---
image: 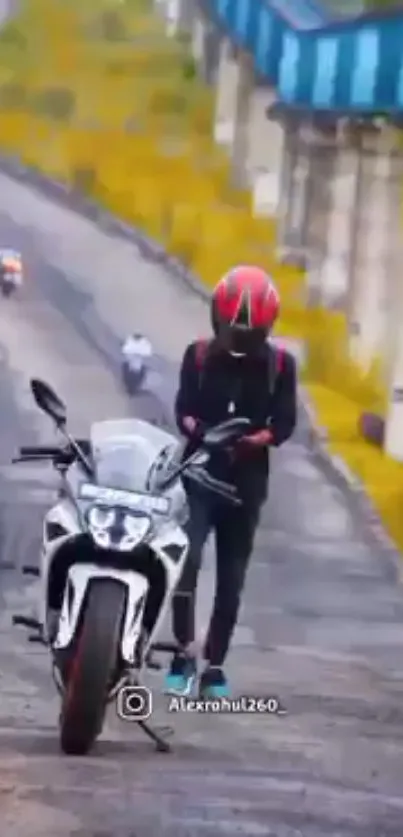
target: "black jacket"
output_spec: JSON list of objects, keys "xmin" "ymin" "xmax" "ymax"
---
[{"xmin": 175, "ymin": 340, "xmax": 297, "ymax": 504}]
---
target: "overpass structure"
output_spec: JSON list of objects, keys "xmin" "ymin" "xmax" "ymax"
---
[{"xmin": 205, "ymin": 0, "xmax": 403, "ymax": 114}]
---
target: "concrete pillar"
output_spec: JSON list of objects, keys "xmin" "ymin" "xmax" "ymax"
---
[
  {"xmin": 348, "ymin": 127, "xmax": 397, "ymax": 374},
  {"xmin": 301, "ymin": 121, "xmax": 339, "ymax": 305},
  {"xmin": 191, "ymin": 11, "xmax": 220, "ymax": 85},
  {"xmin": 319, "ymin": 138, "xmax": 360, "ymax": 310},
  {"xmin": 192, "ymin": 13, "xmax": 207, "ymax": 64},
  {"xmin": 380, "ymin": 144, "xmax": 403, "ymax": 460},
  {"xmin": 213, "ymin": 41, "xmax": 254, "ymax": 189},
  {"xmin": 248, "ymin": 90, "xmax": 285, "ymax": 218},
  {"xmin": 229, "ymin": 52, "xmax": 254, "ymax": 189},
  {"xmin": 165, "ymin": 0, "xmax": 195, "ymax": 37},
  {"xmin": 305, "ymin": 123, "xmax": 360, "ymax": 309},
  {"xmin": 213, "ymin": 39, "xmax": 239, "ymax": 147},
  {"xmin": 214, "ymin": 50, "xmax": 285, "ymax": 203},
  {"xmin": 385, "ymin": 301, "xmax": 403, "ymax": 461},
  {"xmin": 276, "ymin": 117, "xmax": 313, "ymax": 268}
]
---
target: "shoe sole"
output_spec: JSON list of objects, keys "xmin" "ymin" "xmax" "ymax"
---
[
  {"xmin": 164, "ymin": 674, "xmax": 196, "ymax": 697},
  {"xmin": 199, "ymin": 691, "xmax": 230, "ymax": 700},
  {"xmin": 199, "ymin": 683, "xmax": 230, "ymax": 699}
]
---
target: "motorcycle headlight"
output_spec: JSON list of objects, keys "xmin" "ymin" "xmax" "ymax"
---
[
  {"xmin": 86, "ymin": 505, "xmax": 116, "ymax": 549},
  {"xmin": 88, "ymin": 505, "xmax": 115, "ymax": 529},
  {"xmin": 85, "ymin": 504, "xmax": 151, "ymax": 552},
  {"xmin": 120, "ymin": 512, "xmax": 151, "ymax": 551}
]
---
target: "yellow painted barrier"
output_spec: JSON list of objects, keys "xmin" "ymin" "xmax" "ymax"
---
[
  {"xmin": 302, "ymin": 309, "xmax": 403, "ymax": 552},
  {"xmin": 0, "ymin": 112, "xmax": 30, "ymax": 153},
  {"xmin": 304, "ymin": 309, "xmax": 385, "ymax": 413},
  {"xmin": 328, "ymin": 440, "xmax": 403, "ymax": 552}
]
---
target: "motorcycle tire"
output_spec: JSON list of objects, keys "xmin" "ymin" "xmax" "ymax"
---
[
  {"xmin": 1, "ymin": 283, "xmax": 13, "ymax": 297},
  {"xmin": 122, "ymin": 363, "xmax": 146, "ymax": 395},
  {"xmin": 59, "ymin": 579, "xmax": 126, "ymax": 756}
]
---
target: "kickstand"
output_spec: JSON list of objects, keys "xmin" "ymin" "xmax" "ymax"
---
[{"xmin": 137, "ymin": 719, "xmax": 173, "ymax": 753}]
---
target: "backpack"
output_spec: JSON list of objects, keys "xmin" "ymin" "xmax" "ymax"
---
[{"xmin": 194, "ymin": 339, "xmax": 285, "ymax": 396}]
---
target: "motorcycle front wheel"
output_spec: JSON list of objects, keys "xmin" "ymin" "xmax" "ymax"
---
[
  {"xmin": 1, "ymin": 282, "xmax": 14, "ymax": 297},
  {"xmin": 122, "ymin": 362, "xmax": 146, "ymax": 395},
  {"xmin": 59, "ymin": 579, "xmax": 126, "ymax": 756}
]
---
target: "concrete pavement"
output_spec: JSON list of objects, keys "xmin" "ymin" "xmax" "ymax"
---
[{"xmin": 0, "ymin": 171, "xmax": 401, "ymax": 834}]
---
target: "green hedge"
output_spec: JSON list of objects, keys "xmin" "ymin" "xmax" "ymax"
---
[{"xmin": 364, "ymin": 0, "xmax": 402, "ymax": 8}]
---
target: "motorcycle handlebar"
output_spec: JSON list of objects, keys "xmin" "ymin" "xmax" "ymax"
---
[
  {"xmin": 18, "ymin": 445, "xmax": 63, "ymax": 457},
  {"xmin": 13, "ymin": 440, "xmax": 91, "ymax": 472},
  {"xmin": 186, "ymin": 465, "xmax": 242, "ymax": 505}
]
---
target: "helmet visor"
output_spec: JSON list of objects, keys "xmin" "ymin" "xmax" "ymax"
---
[{"xmin": 223, "ymin": 325, "xmax": 268, "ymax": 356}]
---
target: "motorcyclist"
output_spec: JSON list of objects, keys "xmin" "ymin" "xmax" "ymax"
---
[
  {"xmin": 121, "ymin": 333, "xmax": 152, "ymax": 393},
  {"xmin": 0, "ymin": 248, "xmax": 23, "ymax": 292},
  {"xmin": 121, "ymin": 333, "xmax": 152, "ymax": 362},
  {"xmin": 164, "ymin": 265, "xmax": 297, "ymax": 699}
]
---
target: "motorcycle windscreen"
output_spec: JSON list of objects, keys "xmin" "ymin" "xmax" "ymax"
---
[
  {"xmin": 89, "ymin": 419, "xmax": 178, "ymax": 493},
  {"xmin": 66, "ymin": 441, "xmax": 151, "ymax": 504},
  {"xmin": 67, "ymin": 419, "xmax": 187, "ymax": 519},
  {"xmin": 94, "ymin": 443, "xmax": 148, "ymax": 493}
]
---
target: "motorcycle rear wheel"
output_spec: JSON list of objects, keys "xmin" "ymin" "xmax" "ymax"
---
[{"xmin": 59, "ymin": 579, "xmax": 126, "ymax": 756}]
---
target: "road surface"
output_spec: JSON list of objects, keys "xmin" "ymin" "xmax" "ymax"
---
[{"xmin": 0, "ymin": 171, "xmax": 402, "ymax": 836}]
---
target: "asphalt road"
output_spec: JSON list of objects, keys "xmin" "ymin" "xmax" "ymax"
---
[{"xmin": 0, "ymin": 171, "xmax": 402, "ymax": 836}]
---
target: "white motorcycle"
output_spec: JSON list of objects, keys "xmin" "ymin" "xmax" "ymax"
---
[{"xmin": 12, "ymin": 378, "xmax": 250, "ymax": 756}]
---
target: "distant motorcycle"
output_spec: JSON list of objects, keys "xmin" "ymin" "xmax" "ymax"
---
[
  {"xmin": 0, "ymin": 248, "xmax": 23, "ymax": 297},
  {"xmin": 121, "ymin": 333, "xmax": 152, "ymax": 394}
]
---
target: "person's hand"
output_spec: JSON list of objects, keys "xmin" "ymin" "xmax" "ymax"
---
[
  {"xmin": 182, "ymin": 416, "xmax": 198, "ymax": 434},
  {"xmin": 238, "ymin": 429, "xmax": 273, "ymax": 448}
]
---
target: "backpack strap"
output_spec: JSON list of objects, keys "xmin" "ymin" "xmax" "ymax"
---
[
  {"xmin": 194, "ymin": 339, "xmax": 212, "ymax": 391},
  {"xmin": 276, "ymin": 345, "xmax": 285, "ymax": 374},
  {"xmin": 194, "ymin": 339, "xmax": 210, "ymax": 370},
  {"xmin": 267, "ymin": 342, "xmax": 285, "ymax": 396}
]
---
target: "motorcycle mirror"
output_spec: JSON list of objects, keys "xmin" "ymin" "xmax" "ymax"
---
[
  {"xmin": 203, "ymin": 418, "xmax": 251, "ymax": 448},
  {"xmin": 30, "ymin": 379, "xmax": 67, "ymax": 427}
]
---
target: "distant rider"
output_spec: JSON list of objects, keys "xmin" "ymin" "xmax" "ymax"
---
[
  {"xmin": 121, "ymin": 333, "xmax": 152, "ymax": 363},
  {"xmin": 0, "ymin": 248, "xmax": 23, "ymax": 289}
]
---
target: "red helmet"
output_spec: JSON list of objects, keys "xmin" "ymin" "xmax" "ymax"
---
[{"xmin": 211, "ymin": 265, "xmax": 280, "ymax": 355}]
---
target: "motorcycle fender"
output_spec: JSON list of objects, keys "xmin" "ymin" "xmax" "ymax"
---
[{"xmin": 54, "ymin": 564, "xmax": 149, "ymax": 664}]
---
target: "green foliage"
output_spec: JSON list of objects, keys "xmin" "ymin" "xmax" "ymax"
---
[
  {"xmin": 182, "ymin": 56, "xmax": 197, "ymax": 81},
  {"xmin": 99, "ymin": 10, "xmax": 128, "ymax": 41},
  {"xmin": 364, "ymin": 0, "xmax": 402, "ymax": 7},
  {"xmin": 0, "ymin": 82, "xmax": 27, "ymax": 108},
  {"xmin": 0, "ymin": 22, "xmax": 27, "ymax": 50},
  {"xmin": 31, "ymin": 87, "xmax": 76, "ymax": 121},
  {"xmin": 72, "ymin": 165, "xmax": 97, "ymax": 192},
  {"xmin": 150, "ymin": 89, "xmax": 189, "ymax": 115}
]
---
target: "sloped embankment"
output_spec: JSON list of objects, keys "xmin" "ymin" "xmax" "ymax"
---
[{"xmin": 0, "ymin": 0, "xmax": 303, "ymax": 331}]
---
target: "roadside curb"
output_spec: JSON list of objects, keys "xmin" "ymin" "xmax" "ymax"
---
[
  {"xmin": 1, "ymin": 154, "xmax": 400, "ymax": 571},
  {"xmin": 299, "ymin": 389, "xmax": 402, "ymax": 571}
]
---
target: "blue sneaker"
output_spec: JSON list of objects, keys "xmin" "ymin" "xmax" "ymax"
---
[
  {"xmin": 199, "ymin": 666, "xmax": 230, "ymax": 699},
  {"xmin": 164, "ymin": 652, "xmax": 197, "ymax": 695}
]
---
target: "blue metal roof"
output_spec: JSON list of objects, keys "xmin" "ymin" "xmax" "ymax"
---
[{"xmin": 206, "ymin": 0, "xmax": 403, "ymax": 114}]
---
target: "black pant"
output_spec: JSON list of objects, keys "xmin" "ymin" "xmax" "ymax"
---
[{"xmin": 172, "ymin": 488, "xmax": 260, "ymax": 667}]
